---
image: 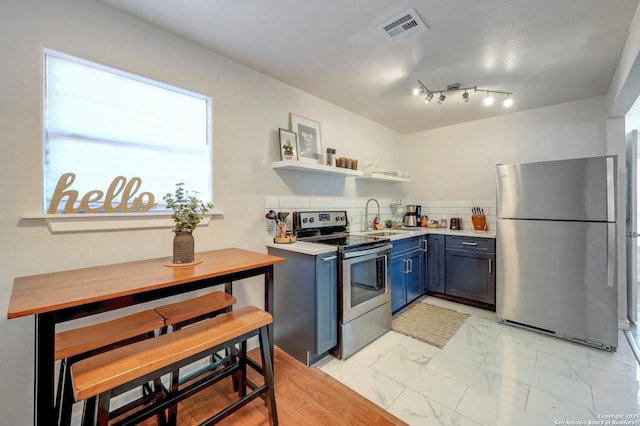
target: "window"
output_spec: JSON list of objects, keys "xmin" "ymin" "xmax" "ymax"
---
[{"xmin": 44, "ymin": 50, "xmax": 212, "ymax": 214}]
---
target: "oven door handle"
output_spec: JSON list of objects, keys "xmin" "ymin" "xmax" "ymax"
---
[{"xmin": 342, "ymin": 244, "xmax": 393, "ymax": 259}]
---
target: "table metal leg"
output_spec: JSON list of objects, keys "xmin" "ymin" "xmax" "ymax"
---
[
  {"xmin": 34, "ymin": 313, "xmax": 55, "ymax": 426},
  {"xmin": 264, "ymin": 266, "xmax": 275, "ymax": 361}
]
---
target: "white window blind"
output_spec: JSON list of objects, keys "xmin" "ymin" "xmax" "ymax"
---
[{"xmin": 44, "ymin": 50, "xmax": 212, "ymax": 214}]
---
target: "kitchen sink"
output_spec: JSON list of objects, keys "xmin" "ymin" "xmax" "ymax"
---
[{"xmin": 366, "ymin": 231, "xmax": 404, "ymax": 237}]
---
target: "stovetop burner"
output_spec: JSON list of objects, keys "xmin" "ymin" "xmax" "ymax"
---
[{"xmin": 299, "ymin": 233, "xmax": 389, "ymax": 250}]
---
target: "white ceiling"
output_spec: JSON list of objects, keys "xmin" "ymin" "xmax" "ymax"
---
[{"xmin": 99, "ymin": 0, "xmax": 639, "ymax": 134}]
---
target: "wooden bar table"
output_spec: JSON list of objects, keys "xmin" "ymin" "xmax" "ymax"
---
[{"xmin": 7, "ymin": 248, "xmax": 284, "ymax": 426}]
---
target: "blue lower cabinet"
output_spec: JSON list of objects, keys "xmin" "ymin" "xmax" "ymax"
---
[
  {"xmin": 425, "ymin": 235, "xmax": 445, "ymax": 293},
  {"xmin": 406, "ymin": 249, "xmax": 423, "ymax": 302},
  {"xmin": 390, "ymin": 237, "xmax": 424, "ymax": 313},
  {"xmin": 391, "ymin": 253, "xmax": 407, "ymax": 313},
  {"xmin": 444, "ymin": 236, "xmax": 496, "ymax": 305}
]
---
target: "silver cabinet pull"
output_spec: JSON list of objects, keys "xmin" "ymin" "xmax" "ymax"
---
[
  {"xmin": 422, "ymin": 239, "xmax": 428, "ymax": 253},
  {"xmin": 462, "ymin": 242, "xmax": 478, "ymax": 246},
  {"xmin": 408, "ymin": 258, "xmax": 413, "ymax": 273},
  {"xmin": 488, "ymin": 258, "xmax": 493, "ymax": 274},
  {"xmin": 322, "ymin": 255, "xmax": 337, "ymax": 262},
  {"xmin": 403, "ymin": 259, "xmax": 409, "ymax": 274}
]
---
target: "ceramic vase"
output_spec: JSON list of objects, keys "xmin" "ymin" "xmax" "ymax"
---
[{"xmin": 173, "ymin": 230, "xmax": 195, "ymax": 264}]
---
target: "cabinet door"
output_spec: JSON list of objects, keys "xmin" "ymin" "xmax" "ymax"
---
[
  {"xmin": 445, "ymin": 250, "xmax": 495, "ymax": 304},
  {"xmin": 406, "ymin": 249, "xmax": 424, "ymax": 303},
  {"xmin": 427, "ymin": 235, "xmax": 445, "ymax": 293},
  {"xmin": 390, "ymin": 254, "xmax": 407, "ymax": 313},
  {"xmin": 316, "ymin": 253, "xmax": 338, "ymax": 354}
]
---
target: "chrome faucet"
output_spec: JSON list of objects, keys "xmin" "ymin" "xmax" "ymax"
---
[{"xmin": 364, "ymin": 198, "xmax": 380, "ymax": 231}]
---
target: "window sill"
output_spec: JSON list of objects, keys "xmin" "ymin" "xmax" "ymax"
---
[{"xmin": 22, "ymin": 209, "xmax": 224, "ymax": 233}]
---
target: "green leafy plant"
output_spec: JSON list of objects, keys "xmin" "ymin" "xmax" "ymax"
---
[
  {"xmin": 282, "ymin": 142, "xmax": 293, "ymax": 152},
  {"xmin": 163, "ymin": 183, "xmax": 214, "ymax": 232}
]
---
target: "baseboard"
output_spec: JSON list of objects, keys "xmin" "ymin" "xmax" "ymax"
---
[
  {"xmin": 623, "ymin": 329, "xmax": 640, "ymax": 365},
  {"xmin": 619, "ymin": 319, "xmax": 632, "ymax": 330}
]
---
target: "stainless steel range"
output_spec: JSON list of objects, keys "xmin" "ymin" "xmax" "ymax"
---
[{"xmin": 293, "ymin": 210, "xmax": 392, "ymax": 359}]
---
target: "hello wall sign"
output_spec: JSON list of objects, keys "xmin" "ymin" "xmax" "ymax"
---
[{"xmin": 47, "ymin": 173, "xmax": 156, "ymax": 214}]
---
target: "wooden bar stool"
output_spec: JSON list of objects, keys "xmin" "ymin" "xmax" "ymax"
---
[
  {"xmin": 154, "ymin": 290, "xmax": 236, "ymax": 332},
  {"xmin": 71, "ymin": 305, "xmax": 278, "ymax": 426},
  {"xmin": 55, "ymin": 310, "xmax": 165, "ymax": 426},
  {"xmin": 154, "ymin": 290, "xmax": 237, "ymax": 422}
]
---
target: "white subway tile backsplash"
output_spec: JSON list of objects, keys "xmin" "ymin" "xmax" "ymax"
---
[
  {"xmin": 279, "ymin": 197, "xmax": 308, "ymax": 209},
  {"xmin": 334, "ymin": 198, "xmax": 355, "ymax": 208},
  {"xmin": 472, "ymin": 200, "xmax": 496, "ymax": 208},
  {"xmin": 442, "ymin": 200, "xmax": 472, "ymax": 208},
  {"xmin": 309, "ymin": 197, "xmax": 335, "ymax": 208},
  {"xmin": 264, "ymin": 196, "xmax": 495, "ymax": 233},
  {"xmin": 420, "ymin": 200, "xmax": 443, "ymax": 208}
]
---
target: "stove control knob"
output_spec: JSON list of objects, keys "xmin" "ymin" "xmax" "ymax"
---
[
  {"xmin": 309, "ymin": 217, "xmax": 315, "ymax": 223},
  {"xmin": 302, "ymin": 218, "xmax": 308, "ymax": 223},
  {"xmin": 335, "ymin": 217, "xmax": 340, "ymax": 222}
]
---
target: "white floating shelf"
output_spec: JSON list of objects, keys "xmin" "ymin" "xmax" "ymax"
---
[
  {"xmin": 358, "ymin": 172, "xmax": 411, "ymax": 183},
  {"xmin": 272, "ymin": 160, "xmax": 364, "ymax": 177}
]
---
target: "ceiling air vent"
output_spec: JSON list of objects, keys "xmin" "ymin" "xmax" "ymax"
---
[{"xmin": 379, "ymin": 8, "xmax": 428, "ymax": 43}]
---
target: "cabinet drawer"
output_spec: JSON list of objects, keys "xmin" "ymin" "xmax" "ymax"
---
[
  {"xmin": 445, "ymin": 236, "xmax": 495, "ymax": 252},
  {"xmin": 391, "ymin": 237, "xmax": 422, "ymax": 255}
]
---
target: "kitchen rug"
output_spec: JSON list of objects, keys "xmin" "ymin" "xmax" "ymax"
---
[{"xmin": 392, "ymin": 302, "xmax": 469, "ymax": 349}]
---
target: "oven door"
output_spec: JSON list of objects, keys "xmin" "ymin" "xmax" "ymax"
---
[{"xmin": 341, "ymin": 244, "xmax": 392, "ymax": 323}]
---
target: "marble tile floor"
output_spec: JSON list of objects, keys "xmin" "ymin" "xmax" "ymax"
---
[{"xmin": 316, "ymin": 297, "xmax": 640, "ymax": 426}]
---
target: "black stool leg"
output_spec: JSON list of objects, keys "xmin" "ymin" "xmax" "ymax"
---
[
  {"xmin": 59, "ymin": 358, "xmax": 75, "ymax": 426},
  {"xmin": 258, "ymin": 326, "xmax": 278, "ymax": 426},
  {"xmin": 238, "ymin": 341, "xmax": 247, "ymax": 398},
  {"xmin": 55, "ymin": 359, "xmax": 66, "ymax": 426},
  {"xmin": 96, "ymin": 392, "xmax": 111, "ymax": 426},
  {"xmin": 81, "ymin": 395, "xmax": 97, "ymax": 426}
]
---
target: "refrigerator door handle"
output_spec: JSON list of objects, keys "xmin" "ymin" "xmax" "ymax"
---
[
  {"xmin": 607, "ymin": 223, "xmax": 615, "ymax": 287},
  {"xmin": 488, "ymin": 258, "xmax": 493, "ymax": 275},
  {"xmin": 606, "ymin": 156, "xmax": 615, "ymax": 222}
]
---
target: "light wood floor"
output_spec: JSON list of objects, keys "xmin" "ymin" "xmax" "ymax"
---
[{"xmin": 135, "ymin": 346, "xmax": 407, "ymax": 425}]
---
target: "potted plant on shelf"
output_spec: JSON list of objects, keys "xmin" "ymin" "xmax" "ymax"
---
[
  {"xmin": 282, "ymin": 141, "xmax": 294, "ymax": 160},
  {"xmin": 163, "ymin": 183, "xmax": 214, "ymax": 264}
]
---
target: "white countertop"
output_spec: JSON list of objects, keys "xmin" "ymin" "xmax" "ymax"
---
[
  {"xmin": 266, "ymin": 227, "xmax": 495, "ymax": 255},
  {"xmin": 351, "ymin": 227, "xmax": 496, "ymax": 240}
]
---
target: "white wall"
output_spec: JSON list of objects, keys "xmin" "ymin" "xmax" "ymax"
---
[
  {"xmin": 403, "ymin": 96, "xmax": 608, "ymax": 201},
  {"xmin": 0, "ymin": 1, "xmax": 403, "ymax": 424}
]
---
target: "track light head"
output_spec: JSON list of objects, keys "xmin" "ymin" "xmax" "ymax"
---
[
  {"xmin": 425, "ymin": 92, "xmax": 434, "ymax": 103},
  {"xmin": 503, "ymin": 96, "xmax": 513, "ymax": 108},
  {"xmin": 413, "ymin": 87, "xmax": 421, "ymax": 96},
  {"xmin": 483, "ymin": 93, "xmax": 495, "ymax": 106},
  {"xmin": 462, "ymin": 91, "xmax": 469, "ymax": 102},
  {"xmin": 437, "ymin": 93, "xmax": 446, "ymax": 105}
]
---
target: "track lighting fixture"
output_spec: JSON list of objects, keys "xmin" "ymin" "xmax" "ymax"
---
[{"xmin": 413, "ymin": 80, "xmax": 513, "ymax": 108}]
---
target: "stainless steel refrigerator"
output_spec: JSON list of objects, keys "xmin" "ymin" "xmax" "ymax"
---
[{"xmin": 496, "ymin": 155, "xmax": 618, "ymax": 351}]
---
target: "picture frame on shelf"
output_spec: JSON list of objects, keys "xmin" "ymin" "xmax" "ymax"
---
[
  {"xmin": 278, "ymin": 128, "xmax": 298, "ymax": 161},
  {"xmin": 290, "ymin": 113, "xmax": 322, "ymax": 164}
]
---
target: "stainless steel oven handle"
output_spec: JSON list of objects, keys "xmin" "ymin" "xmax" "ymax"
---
[{"xmin": 342, "ymin": 244, "xmax": 393, "ymax": 259}]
